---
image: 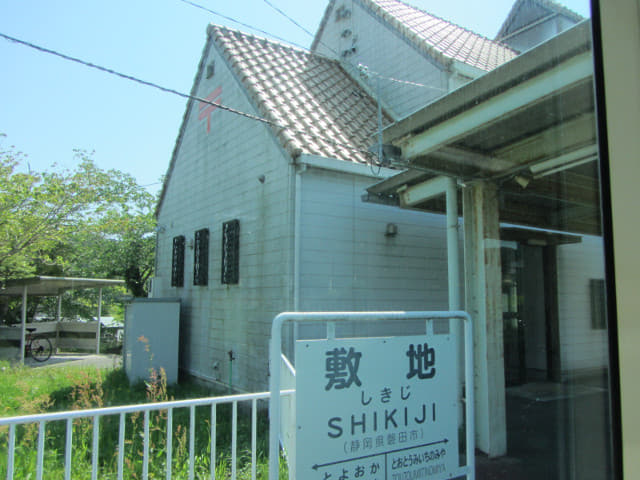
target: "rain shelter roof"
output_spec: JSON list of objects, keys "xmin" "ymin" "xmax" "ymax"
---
[{"xmin": 0, "ymin": 276, "xmax": 125, "ymax": 364}]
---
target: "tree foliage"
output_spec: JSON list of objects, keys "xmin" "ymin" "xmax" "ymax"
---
[{"xmin": 0, "ymin": 140, "xmax": 156, "ymax": 322}]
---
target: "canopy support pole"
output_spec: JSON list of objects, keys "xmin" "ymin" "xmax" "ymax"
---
[
  {"xmin": 20, "ymin": 286, "xmax": 27, "ymax": 365},
  {"xmin": 96, "ymin": 288, "xmax": 103, "ymax": 354}
]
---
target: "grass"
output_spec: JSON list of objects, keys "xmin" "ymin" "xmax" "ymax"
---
[{"xmin": 0, "ymin": 360, "xmax": 289, "ymax": 479}]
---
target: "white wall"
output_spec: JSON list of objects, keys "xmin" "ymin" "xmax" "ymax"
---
[
  {"xmin": 501, "ymin": 15, "xmax": 580, "ymax": 53},
  {"xmin": 154, "ymin": 36, "xmax": 294, "ymax": 392},
  {"xmin": 296, "ymin": 167, "xmax": 451, "ymax": 342},
  {"xmin": 314, "ymin": 0, "xmax": 449, "ymax": 118},
  {"xmin": 556, "ymin": 235, "xmax": 608, "ymax": 377}
]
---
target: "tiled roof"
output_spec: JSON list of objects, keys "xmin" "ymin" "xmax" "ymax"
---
[
  {"xmin": 366, "ymin": 0, "xmax": 518, "ymax": 71},
  {"xmin": 210, "ymin": 25, "xmax": 390, "ymax": 164}
]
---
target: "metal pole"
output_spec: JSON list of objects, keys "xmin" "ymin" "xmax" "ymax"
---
[
  {"xmin": 465, "ymin": 313, "xmax": 476, "ymax": 479},
  {"xmin": 20, "ymin": 286, "xmax": 27, "ymax": 365},
  {"xmin": 96, "ymin": 288, "xmax": 102, "ymax": 354},
  {"xmin": 56, "ymin": 295, "xmax": 62, "ymax": 354},
  {"xmin": 446, "ymin": 177, "xmax": 461, "ymax": 310}
]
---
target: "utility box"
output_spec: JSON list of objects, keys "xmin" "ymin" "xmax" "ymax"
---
[{"xmin": 124, "ymin": 298, "xmax": 180, "ymax": 385}]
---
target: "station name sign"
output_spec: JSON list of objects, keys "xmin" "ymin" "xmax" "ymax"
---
[{"xmin": 296, "ymin": 333, "xmax": 460, "ymax": 480}]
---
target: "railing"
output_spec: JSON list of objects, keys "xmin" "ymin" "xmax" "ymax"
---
[{"xmin": 0, "ymin": 390, "xmax": 294, "ymax": 480}]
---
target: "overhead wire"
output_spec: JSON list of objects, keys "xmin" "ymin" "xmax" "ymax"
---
[
  {"xmin": 0, "ymin": 31, "xmax": 380, "ymax": 164},
  {"xmin": 178, "ymin": 0, "xmax": 311, "ymax": 52},
  {"xmin": 181, "ymin": 0, "xmax": 441, "ymax": 91},
  {"xmin": 2, "ymin": 0, "xmax": 449, "ymax": 172},
  {"xmin": 259, "ymin": 0, "xmax": 341, "ymax": 57},
  {"xmin": 261, "ymin": 0, "xmax": 316, "ymax": 40}
]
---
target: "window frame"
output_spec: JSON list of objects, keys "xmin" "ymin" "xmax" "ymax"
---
[
  {"xmin": 193, "ymin": 228, "xmax": 210, "ymax": 286},
  {"xmin": 221, "ymin": 219, "xmax": 240, "ymax": 285},
  {"xmin": 171, "ymin": 235, "xmax": 185, "ymax": 288}
]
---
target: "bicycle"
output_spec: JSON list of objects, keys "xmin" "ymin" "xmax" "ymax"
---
[{"xmin": 25, "ymin": 327, "xmax": 53, "ymax": 362}]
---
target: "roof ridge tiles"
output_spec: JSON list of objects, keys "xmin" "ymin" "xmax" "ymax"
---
[
  {"xmin": 361, "ymin": 0, "xmax": 517, "ymax": 71},
  {"xmin": 379, "ymin": 0, "xmax": 509, "ymax": 46},
  {"xmin": 378, "ymin": 0, "xmax": 516, "ymax": 48}
]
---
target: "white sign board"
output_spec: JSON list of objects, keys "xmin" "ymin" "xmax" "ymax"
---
[{"xmin": 296, "ymin": 334, "xmax": 459, "ymax": 480}]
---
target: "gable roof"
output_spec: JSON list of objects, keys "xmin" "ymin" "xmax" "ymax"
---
[
  {"xmin": 210, "ymin": 25, "xmax": 389, "ymax": 163},
  {"xmin": 157, "ymin": 25, "xmax": 390, "ymax": 216},
  {"xmin": 312, "ymin": 0, "xmax": 518, "ymax": 72},
  {"xmin": 496, "ymin": 0, "xmax": 585, "ymax": 41}
]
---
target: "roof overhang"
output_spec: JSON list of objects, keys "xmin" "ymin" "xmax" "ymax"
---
[
  {"xmin": 367, "ymin": 21, "xmax": 601, "ymax": 236},
  {"xmin": 0, "ymin": 276, "xmax": 125, "ymax": 297}
]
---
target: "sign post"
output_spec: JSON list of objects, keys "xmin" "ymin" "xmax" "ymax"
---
[{"xmin": 269, "ymin": 311, "xmax": 474, "ymax": 480}]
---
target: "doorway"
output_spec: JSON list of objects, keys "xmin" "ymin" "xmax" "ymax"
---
[{"xmin": 501, "ymin": 237, "xmax": 563, "ymax": 386}]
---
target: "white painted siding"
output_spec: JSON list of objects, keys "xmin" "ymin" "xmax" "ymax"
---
[
  {"xmin": 297, "ymin": 167, "xmax": 451, "ymax": 342},
  {"xmin": 314, "ymin": 0, "xmax": 449, "ymax": 118},
  {"xmin": 556, "ymin": 235, "xmax": 608, "ymax": 377},
  {"xmin": 153, "ymin": 39, "xmax": 294, "ymax": 392},
  {"xmin": 501, "ymin": 16, "xmax": 580, "ymax": 53}
]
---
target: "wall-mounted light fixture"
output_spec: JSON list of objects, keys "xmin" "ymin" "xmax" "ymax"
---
[
  {"xmin": 385, "ymin": 223, "xmax": 398, "ymax": 237},
  {"xmin": 187, "ymin": 239, "xmax": 194, "ymax": 250}
]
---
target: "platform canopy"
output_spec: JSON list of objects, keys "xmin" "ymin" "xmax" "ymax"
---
[
  {"xmin": 0, "ymin": 276, "xmax": 125, "ymax": 297},
  {"xmin": 363, "ymin": 20, "xmax": 599, "ymax": 457},
  {"xmin": 366, "ymin": 21, "xmax": 599, "ymax": 237}
]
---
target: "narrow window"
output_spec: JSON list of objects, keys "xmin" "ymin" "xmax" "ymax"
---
[
  {"xmin": 171, "ymin": 235, "xmax": 185, "ymax": 287},
  {"xmin": 221, "ymin": 219, "xmax": 240, "ymax": 284},
  {"xmin": 193, "ymin": 228, "xmax": 209, "ymax": 286}
]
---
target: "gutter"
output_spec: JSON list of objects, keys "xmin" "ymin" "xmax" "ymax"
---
[{"xmin": 297, "ymin": 154, "xmax": 397, "ymax": 179}]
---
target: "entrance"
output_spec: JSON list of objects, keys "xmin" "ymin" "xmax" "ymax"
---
[{"xmin": 501, "ymin": 232, "xmax": 567, "ymax": 386}]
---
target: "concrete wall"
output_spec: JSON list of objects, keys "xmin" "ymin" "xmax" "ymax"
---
[
  {"xmin": 153, "ymin": 36, "xmax": 294, "ymax": 392},
  {"xmin": 556, "ymin": 235, "xmax": 609, "ymax": 377},
  {"xmin": 314, "ymin": 0, "xmax": 450, "ymax": 118}
]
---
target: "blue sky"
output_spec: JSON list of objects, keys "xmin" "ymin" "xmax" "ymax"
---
[{"xmin": 0, "ymin": 0, "xmax": 590, "ymax": 193}]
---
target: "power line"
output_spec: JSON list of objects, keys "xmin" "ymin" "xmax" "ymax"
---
[
  {"xmin": 180, "ymin": 0, "xmax": 436, "ymax": 92},
  {"xmin": 0, "ymin": 31, "xmax": 379, "ymax": 162},
  {"xmin": 260, "ymin": 0, "xmax": 343, "ymax": 58},
  {"xmin": 261, "ymin": 0, "xmax": 317, "ymax": 39},
  {"xmin": 178, "ymin": 0, "xmax": 311, "ymax": 52}
]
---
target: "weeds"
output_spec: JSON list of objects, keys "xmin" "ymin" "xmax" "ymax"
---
[{"xmin": 0, "ymin": 361, "xmax": 288, "ymax": 479}]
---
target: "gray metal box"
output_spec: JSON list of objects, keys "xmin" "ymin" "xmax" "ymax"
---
[{"xmin": 124, "ymin": 298, "xmax": 180, "ymax": 385}]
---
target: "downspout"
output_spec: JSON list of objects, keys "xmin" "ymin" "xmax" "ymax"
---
[
  {"xmin": 292, "ymin": 164, "xmax": 306, "ymax": 358},
  {"xmin": 294, "ymin": 166, "xmax": 304, "ymax": 312}
]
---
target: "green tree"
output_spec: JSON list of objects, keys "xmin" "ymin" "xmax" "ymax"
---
[{"xmin": 0, "ymin": 141, "xmax": 156, "ymax": 322}]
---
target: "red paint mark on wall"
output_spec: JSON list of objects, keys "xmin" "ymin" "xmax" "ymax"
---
[{"xmin": 198, "ymin": 86, "xmax": 222, "ymax": 133}]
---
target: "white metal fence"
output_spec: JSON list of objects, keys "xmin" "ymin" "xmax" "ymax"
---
[{"xmin": 0, "ymin": 390, "xmax": 293, "ymax": 480}]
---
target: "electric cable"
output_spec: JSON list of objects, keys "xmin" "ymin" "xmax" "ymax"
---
[
  {"xmin": 178, "ymin": 0, "xmax": 311, "ymax": 51},
  {"xmin": 0, "ymin": 31, "xmax": 382, "ymax": 163},
  {"xmin": 180, "ymin": 0, "xmax": 444, "ymax": 92},
  {"xmin": 260, "ymin": 0, "xmax": 341, "ymax": 57},
  {"xmin": 261, "ymin": 0, "xmax": 316, "ymax": 40}
]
